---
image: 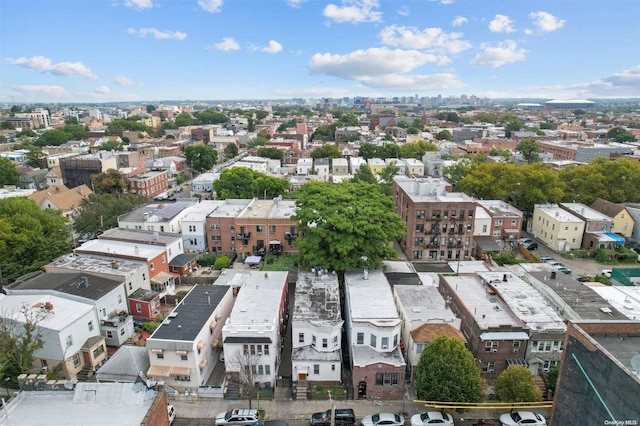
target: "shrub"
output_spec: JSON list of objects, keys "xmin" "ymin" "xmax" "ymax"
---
[
  {"xmin": 198, "ymin": 252, "xmax": 218, "ymax": 267},
  {"xmin": 214, "ymin": 255, "xmax": 230, "ymax": 270}
]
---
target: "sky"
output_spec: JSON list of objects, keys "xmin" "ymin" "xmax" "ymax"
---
[{"xmin": 1, "ymin": 0, "xmax": 639, "ymax": 103}]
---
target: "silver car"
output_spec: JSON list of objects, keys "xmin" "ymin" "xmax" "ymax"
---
[
  {"xmin": 361, "ymin": 413, "xmax": 405, "ymax": 426},
  {"xmin": 216, "ymin": 409, "xmax": 261, "ymax": 426}
]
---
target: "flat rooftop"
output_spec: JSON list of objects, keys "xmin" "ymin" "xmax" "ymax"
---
[
  {"xmin": 477, "ymin": 271, "xmax": 566, "ymax": 332},
  {"xmin": 394, "ymin": 285, "xmax": 458, "ymax": 323},
  {"xmin": 394, "ymin": 176, "xmax": 474, "ymax": 203},
  {"xmin": 477, "ymin": 200, "xmax": 523, "ymax": 218},
  {"xmin": 182, "ymin": 200, "xmax": 226, "ymax": 221},
  {"xmin": 76, "ymin": 239, "xmax": 166, "ymax": 260},
  {"xmin": 151, "ymin": 284, "xmax": 230, "ymax": 341},
  {"xmin": 46, "ymin": 253, "xmax": 146, "ymax": 276},
  {"xmin": 442, "ymin": 275, "xmax": 522, "ymax": 329},
  {"xmin": 0, "ymin": 293, "xmax": 94, "ymax": 331},
  {"xmin": 586, "ymin": 285, "xmax": 640, "ymax": 321},
  {"xmin": 208, "ymin": 199, "xmax": 251, "ymax": 218},
  {"xmin": 226, "ymin": 271, "xmax": 289, "ymax": 324},
  {"xmin": 119, "ymin": 200, "xmax": 196, "ymax": 223},
  {"xmin": 591, "ymin": 334, "xmax": 640, "ymax": 378},
  {"xmin": 345, "ymin": 270, "xmax": 401, "ymax": 323},
  {"xmin": 7, "ymin": 271, "xmax": 122, "ymax": 301},
  {"xmin": 100, "ymin": 228, "xmax": 182, "ymax": 245},
  {"xmin": 535, "ymin": 204, "xmax": 584, "ymax": 223},
  {"xmin": 560, "ymin": 203, "xmax": 612, "ymax": 221},
  {"xmin": 293, "ymin": 272, "xmax": 342, "ymax": 326},
  {"xmin": 1, "ymin": 383, "xmax": 156, "ymax": 426}
]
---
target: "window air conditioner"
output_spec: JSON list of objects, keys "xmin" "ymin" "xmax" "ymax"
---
[
  {"xmin": 488, "ymin": 369, "xmax": 495, "ymax": 373},
  {"xmin": 381, "ymin": 345, "xmax": 388, "ymax": 350},
  {"xmin": 491, "ymin": 348, "xmax": 498, "ymax": 353}
]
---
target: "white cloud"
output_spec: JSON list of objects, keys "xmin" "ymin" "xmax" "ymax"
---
[
  {"xmin": 470, "ymin": 40, "xmax": 526, "ymax": 67},
  {"xmin": 272, "ymin": 87, "xmax": 352, "ymax": 97},
  {"xmin": 452, "ymin": 16, "xmax": 468, "ymax": 27},
  {"xmin": 429, "ymin": 0, "xmax": 454, "ymax": 4},
  {"xmin": 323, "ymin": 0, "xmax": 382, "ymax": 24},
  {"xmin": 379, "ymin": 25, "xmax": 471, "ymax": 55},
  {"xmin": 124, "ymin": 0, "xmax": 153, "ymax": 10},
  {"xmin": 359, "ymin": 73, "xmax": 464, "ymax": 90},
  {"xmin": 198, "ymin": 0, "xmax": 223, "ymax": 13},
  {"xmin": 529, "ymin": 11, "xmax": 565, "ymax": 32},
  {"xmin": 11, "ymin": 85, "xmax": 67, "ymax": 97},
  {"xmin": 250, "ymin": 40, "xmax": 283, "ymax": 54},
  {"xmin": 489, "ymin": 14, "xmax": 515, "ymax": 33},
  {"xmin": 286, "ymin": 0, "xmax": 308, "ymax": 8},
  {"xmin": 4, "ymin": 55, "xmax": 98, "ymax": 80},
  {"xmin": 212, "ymin": 37, "xmax": 240, "ymax": 51},
  {"xmin": 127, "ymin": 27, "xmax": 187, "ymax": 40},
  {"xmin": 524, "ymin": 29, "xmax": 534, "ymax": 36},
  {"xmin": 93, "ymin": 85, "xmax": 111, "ymax": 95},
  {"xmin": 309, "ymin": 47, "xmax": 440, "ymax": 79},
  {"xmin": 113, "ymin": 76, "xmax": 136, "ymax": 86},
  {"xmin": 397, "ymin": 6, "xmax": 409, "ymax": 16}
]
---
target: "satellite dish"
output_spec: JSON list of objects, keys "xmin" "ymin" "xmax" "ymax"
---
[
  {"xmin": 63, "ymin": 380, "xmax": 74, "ymax": 390},
  {"xmin": 631, "ymin": 355, "xmax": 640, "ymax": 375}
]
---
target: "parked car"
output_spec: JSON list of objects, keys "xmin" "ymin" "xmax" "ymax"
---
[
  {"xmin": 410, "ymin": 411, "xmax": 454, "ymax": 425},
  {"xmin": 601, "ymin": 269, "xmax": 612, "ymax": 278},
  {"xmin": 361, "ymin": 413, "xmax": 405, "ymax": 426},
  {"xmin": 522, "ymin": 242, "xmax": 538, "ymax": 250},
  {"xmin": 538, "ymin": 256, "xmax": 554, "ymax": 262},
  {"xmin": 518, "ymin": 237, "xmax": 534, "ymax": 244},
  {"xmin": 556, "ymin": 266, "xmax": 572, "ymax": 275},
  {"xmin": 546, "ymin": 261, "xmax": 565, "ymax": 268},
  {"xmin": 167, "ymin": 404, "xmax": 176, "ymax": 425},
  {"xmin": 310, "ymin": 409, "xmax": 356, "ymax": 426},
  {"xmin": 499, "ymin": 411, "xmax": 546, "ymax": 426},
  {"xmin": 216, "ymin": 409, "xmax": 261, "ymax": 426},
  {"xmin": 570, "ymin": 274, "xmax": 589, "ymax": 282}
]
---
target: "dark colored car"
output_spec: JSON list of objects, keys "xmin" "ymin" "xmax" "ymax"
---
[
  {"xmin": 523, "ymin": 242, "xmax": 538, "ymax": 250},
  {"xmin": 310, "ymin": 409, "xmax": 356, "ymax": 426}
]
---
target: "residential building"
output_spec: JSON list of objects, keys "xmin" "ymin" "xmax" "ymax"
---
[
  {"xmin": 313, "ymin": 158, "xmax": 330, "ymax": 180},
  {"xmin": 349, "ymin": 157, "xmax": 366, "ymax": 174},
  {"xmin": 296, "ymin": 158, "xmax": 313, "ymax": 175},
  {"xmin": 146, "ymin": 285, "xmax": 233, "ymax": 391},
  {"xmin": 221, "ymin": 271, "xmax": 289, "ymax": 387},
  {"xmin": 331, "ymin": 157, "xmax": 349, "ymax": 175},
  {"xmin": 402, "ymin": 158, "xmax": 424, "ymax": 177},
  {"xmin": 385, "ymin": 158, "xmax": 406, "ymax": 176},
  {"xmin": 126, "ymin": 170, "xmax": 169, "ymax": 198},
  {"xmin": 590, "ymin": 198, "xmax": 636, "ymax": 239},
  {"xmin": 128, "ymin": 288, "xmax": 161, "ymax": 321},
  {"xmin": 550, "ymin": 321, "xmax": 640, "ymax": 425},
  {"xmin": 45, "ymin": 253, "xmax": 151, "ymax": 297},
  {"xmin": 118, "ymin": 200, "xmax": 197, "ymax": 234},
  {"xmin": 422, "ymin": 152, "xmax": 443, "ymax": 178},
  {"xmin": 1, "ymin": 382, "xmax": 171, "ymax": 426},
  {"xmin": 17, "ymin": 167, "xmax": 48, "ymax": 190},
  {"xmin": 206, "ymin": 199, "xmax": 252, "ymax": 254},
  {"xmin": 292, "ymin": 271, "xmax": 343, "ymax": 386},
  {"xmin": 559, "ymin": 202, "xmax": 618, "ymax": 249},
  {"xmin": 45, "ymin": 166, "xmax": 64, "ymax": 188},
  {"xmin": 192, "ymin": 172, "xmax": 219, "ymax": 194},
  {"xmin": 625, "ymin": 203, "xmax": 640, "ymax": 244},
  {"xmin": 27, "ymin": 184, "xmax": 93, "ymax": 220},
  {"xmin": 476, "ymin": 200, "xmax": 523, "ymax": 243},
  {"xmin": 438, "ymin": 274, "xmax": 529, "ymax": 378},
  {"xmin": 59, "ymin": 152, "xmax": 117, "ymax": 188},
  {"xmin": 344, "ymin": 269, "xmax": 405, "ymax": 400},
  {"xmin": 98, "ymin": 228, "xmax": 184, "ymax": 262},
  {"xmin": 74, "ymin": 239, "xmax": 177, "ymax": 295},
  {"xmin": 0, "ymin": 294, "xmax": 106, "ymax": 380},
  {"xmin": 394, "ymin": 176, "xmax": 476, "ymax": 261},
  {"xmin": 367, "ymin": 158, "xmax": 385, "ymax": 175},
  {"xmin": 531, "ymin": 204, "xmax": 586, "ymax": 252},
  {"xmin": 393, "ymin": 285, "xmax": 462, "ymax": 382},
  {"xmin": 5, "ymin": 271, "xmax": 133, "ymax": 347},
  {"xmin": 181, "ymin": 200, "xmax": 225, "ymax": 252}
]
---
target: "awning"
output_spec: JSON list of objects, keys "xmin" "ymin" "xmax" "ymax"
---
[
  {"xmin": 245, "ymin": 255, "xmax": 262, "ymax": 265},
  {"xmin": 147, "ymin": 365, "xmax": 171, "ymax": 377},
  {"xmin": 605, "ymin": 232, "xmax": 625, "ymax": 244},
  {"xmin": 269, "ymin": 240, "xmax": 281, "ymax": 245},
  {"xmin": 151, "ymin": 348, "xmax": 164, "ymax": 354},
  {"xmin": 151, "ymin": 271, "xmax": 179, "ymax": 285},
  {"xmin": 171, "ymin": 366, "xmax": 190, "ymax": 376},
  {"xmin": 175, "ymin": 350, "xmax": 188, "ymax": 356},
  {"xmin": 211, "ymin": 338, "xmax": 221, "ymax": 348},
  {"xmin": 474, "ymin": 236, "xmax": 503, "ymax": 252},
  {"xmin": 224, "ymin": 336, "xmax": 272, "ymax": 344},
  {"xmin": 197, "ymin": 340, "xmax": 204, "ymax": 350},
  {"xmin": 199, "ymin": 359, "xmax": 208, "ymax": 369},
  {"xmin": 209, "ymin": 320, "xmax": 217, "ymax": 330},
  {"xmin": 503, "ymin": 229, "xmax": 519, "ymax": 234},
  {"xmin": 507, "ymin": 359, "xmax": 528, "ymax": 367},
  {"xmin": 480, "ymin": 331, "xmax": 530, "ymax": 341}
]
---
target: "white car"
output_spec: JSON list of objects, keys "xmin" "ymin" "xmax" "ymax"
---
[
  {"xmin": 410, "ymin": 411, "xmax": 454, "ymax": 425},
  {"xmin": 167, "ymin": 404, "xmax": 176, "ymax": 425},
  {"xmin": 601, "ymin": 269, "xmax": 612, "ymax": 278},
  {"xmin": 216, "ymin": 409, "xmax": 261, "ymax": 426},
  {"xmin": 360, "ymin": 413, "xmax": 405, "ymax": 426},
  {"xmin": 499, "ymin": 411, "xmax": 546, "ymax": 426}
]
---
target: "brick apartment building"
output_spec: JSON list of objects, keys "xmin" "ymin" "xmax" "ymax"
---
[{"xmin": 126, "ymin": 170, "xmax": 169, "ymax": 198}]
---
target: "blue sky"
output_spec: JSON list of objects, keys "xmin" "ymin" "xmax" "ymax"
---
[{"xmin": 1, "ymin": 0, "xmax": 639, "ymax": 103}]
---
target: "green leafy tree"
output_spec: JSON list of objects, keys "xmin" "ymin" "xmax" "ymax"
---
[
  {"xmin": 0, "ymin": 121, "xmax": 14, "ymax": 130},
  {"xmin": 195, "ymin": 109, "xmax": 228, "ymax": 125},
  {"xmin": 0, "ymin": 306, "xmax": 46, "ymax": 384},
  {"xmin": 91, "ymin": 169, "xmax": 126, "ymax": 195},
  {"xmin": 398, "ymin": 140, "xmax": 438, "ymax": 159},
  {"xmin": 257, "ymin": 147, "xmax": 284, "ymax": 161},
  {"xmin": 247, "ymin": 117, "xmax": 255, "ymax": 132},
  {"xmin": 99, "ymin": 140, "xmax": 125, "ymax": 151},
  {"xmin": 311, "ymin": 124, "xmax": 337, "ymax": 141},
  {"xmin": 0, "ymin": 197, "xmax": 71, "ymax": 284},
  {"xmin": 23, "ymin": 145, "xmax": 47, "ymax": 168},
  {"xmin": 224, "ymin": 143, "xmax": 239, "ymax": 160},
  {"xmin": 214, "ymin": 167, "xmax": 289, "ymax": 199},
  {"xmin": 442, "ymin": 160, "xmax": 472, "ymax": 188},
  {"xmin": 437, "ymin": 112, "xmax": 460, "ymax": 123},
  {"xmin": 106, "ymin": 119, "xmax": 150, "ymax": 137},
  {"xmin": 254, "ymin": 110, "xmax": 269, "ymax": 120},
  {"xmin": 351, "ymin": 164, "xmax": 377, "ymax": 184},
  {"xmin": 174, "ymin": 112, "xmax": 194, "ymax": 127},
  {"xmin": 311, "ymin": 143, "xmax": 342, "ymax": 159},
  {"xmin": 494, "ymin": 365, "xmax": 540, "ymax": 402},
  {"xmin": 606, "ymin": 126, "xmax": 637, "ymax": 142},
  {"xmin": 146, "ymin": 104, "xmax": 157, "ymax": 113},
  {"xmin": 34, "ymin": 128, "xmax": 69, "ymax": 146},
  {"xmin": 546, "ymin": 365, "xmax": 559, "ymax": 394},
  {"xmin": 517, "ymin": 139, "xmax": 541, "ymax": 163},
  {"xmin": 0, "ymin": 157, "xmax": 20, "ymax": 186},
  {"xmin": 414, "ymin": 336, "xmax": 483, "ymax": 403},
  {"xmin": 213, "ymin": 255, "xmax": 231, "ymax": 270},
  {"xmin": 475, "ymin": 112, "xmax": 499, "ymax": 123},
  {"xmin": 407, "ymin": 127, "xmax": 420, "ymax": 135},
  {"xmin": 379, "ymin": 163, "xmax": 401, "ymax": 196},
  {"xmin": 16, "ymin": 128, "xmax": 37, "ymax": 138},
  {"xmin": 161, "ymin": 121, "xmax": 178, "ymax": 130},
  {"xmin": 247, "ymin": 134, "xmax": 270, "ymax": 148},
  {"xmin": 435, "ymin": 130, "xmax": 452, "ymax": 140},
  {"xmin": 185, "ymin": 144, "xmax": 218, "ymax": 173},
  {"xmin": 292, "ymin": 181, "xmax": 406, "ymax": 274},
  {"xmin": 73, "ymin": 193, "xmax": 146, "ymax": 237}
]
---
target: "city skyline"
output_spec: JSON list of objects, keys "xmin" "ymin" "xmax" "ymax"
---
[{"xmin": 1, "ymin": 0, "xmax": 639, "ymax": 103}]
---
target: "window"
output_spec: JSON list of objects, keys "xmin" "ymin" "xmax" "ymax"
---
[
  {"xmin": 370, "ymin": 334, "xmax": 377, "ymax": 348},
  {"xmin": 173, "ymin": 375, "xmax": 191, "ymax": 382},
  {"xmin": 101, "ymin": 307, "xmax": 107, "ymax": 317},
  {"xmin": 356, "ymin": 332, "xmax": 364, "ymax": 345},
  {"xmin": 381, "ymin": 337, "xmax": 389, "ymax": 349},
  {"xmin": 482, "ymin": 362, "xmax": 495, "ymax": 373},
  {"xmin": 495, "ymin": 220, "xmax": 503, "ymax": 226},
  {"xmin": 415, "ymin": 224, "xmax": 424, "ymax": 233},
  {"xmin": 73, "ymin": 353, "xmax": 81, "ymax": 367},
  {"xmin": 332, "ymin": 364, "xmax": 336, "ymax": 371},
  {"xmin": 118, "ymin": 294, "xmax": 122, "ymax": 304},
  {"xmin": 243, "ymin": 345, "xmax": 249, "ymax": 354},
  {"xmin": 189, "ymin": 225, "xmax": 196, "ymax": 232},
  {"xmin": 269, "ymin": 225, "xmax": 276, "ymax": 233},
  {"xmin": 313, "ymin": 364, "xmax": 320, "ymax": 375},
  {"xmin": 414, "ymin": 237, "xmax": 423, "ymax": 246},
  {"xmin": 482, "ymin": 224, "xmax": 488, "ymax": 233},
  {"xmin": 412, "ymin": 250, "xmax": 422, "ymax": 259},
  {"xmin": 312, "ymin": 335, "xmax": 316, "ymax": 347},
  {"xmin": 257, "ymin": 225, "xmax": 263, "ymax": 232},
  {"xmin": 416, "ymin": 343, "xmax": 425, "ymax": 354},
  {"xmin": 210, "ymin": 224, "xmax": 220, "ymax": 230},
  {"xmin": 136, "ymin": 303, "xmax": 142, "ymax": 313},
  {"xmin": 257, "ymin": 345, "xmax": 262, "ymax": 354},
  {"xmin": 333, "ymin": 335, "xmax": 338, "ymax": 345},
  {"xmin": 106, "ymin": 331, "xmax": 113, "ymax": 338},
  {"xmin": 416, "ymin": 210, "xmax": 425, "ymax": 220},
  {"xmin": 250, "ymin": 345, "xmax": 256, "ymax": 355},
  {"xmin": 88, "ymin": 321, "xmax": 94, "ymax": 332},
  {"xmin": 264, "ymin": 345, "xmax": 269, "ymax": 355},
  {"xmin": 66, "ymin": 335, "xmax": 73, "ymax": 347},
  {"xmin": 150, "ymin": 263, "xmax": 155, "ymax": 271},
  {"xmin": 432, "ymin": 210, "xmax": 441, "ymax": 219},
  {"xmin": 265, "ymin": 365, "xmax": 270, "ymax": 375},
  {"xmin": 393, "ymin": 334, "xmax": 398, "ymax": 347},
  {"xmin": 322, "ymin": 338, "xmax": 328, "ymax": 348},
  {"xmin": 375, "ymin": 373, "xmax": 399, "ymax": 386},
  {"xmin": 484, "ymin": 341, "xmax": 499, "ymax": 352},
  {"xmin": 181, "ymin": 354, "xmax": 188, "ymax": 361},
  {"xmin": 492, "ymin": 230, "xmax": 501, "ymax": 237},
  {"xmin": 129, "ymin": 282, "xmax": 133, "ymax": 291},
  {"xmin": 162, "ymin": 255, "xmax": 166, "ymax": 263},
  {"xmin": 258, "ymin": 365, "xmax": 264, "ymax": 375},
  {"xmin": 298, "ymin": 333, "xmax": 304, "ymax": 343}
]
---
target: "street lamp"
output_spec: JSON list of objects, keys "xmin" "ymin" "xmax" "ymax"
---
[{"xmin": 3, "ymin": 377, "xmax": 10, "ymax": 398}]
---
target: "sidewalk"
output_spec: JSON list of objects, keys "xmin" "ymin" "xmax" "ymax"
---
[{"xmin": 168, "ymin": 396, "xmax": 533, "ymax": 425}]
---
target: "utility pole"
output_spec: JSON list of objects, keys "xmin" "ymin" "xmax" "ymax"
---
[{"xmin": 328, "ymin": 389, "xmax": 335, "ymax": 426}]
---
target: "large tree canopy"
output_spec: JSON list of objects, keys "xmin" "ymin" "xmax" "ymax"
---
[
  {"xmin": 91, "ymin": 169, "xmax": 126, "ymax": 195},
  {"xmin": 214, "ymin": 167, "xmax": 289, "ymax": 199},
  {"xmin": 292, "ymin": 181, "xmax": 406, "ymax": 272},
  {"xmin": 0, "ymin": 157, "xmax": 19, "ymax": 186},
  {"xmin": 414, "ymin": 336, "xmax": 483, "ymax": 403},
  {"xmin": 0, "ymin": 198, "xmax": 71, "ymax": 284},
  {"xmin": 310, "ymin": 143, "xmax": 342, "ymax": 159},
  {"xmin": 185, "ymin": 144, "xmax": 218, "ymax": 172},
  {"xmin": 257, "ymin": 147, "xmax": 284, "ymax": 161},
  {"xmin": 494, "ymin": 366, "xmax": 540, "ymax": 402},
  {"xmin": 73, "ymin": 193, "xmax": 146, "ymax": 237},
  {"xmin": 517, "ymin": 139, "xmax": 541, "ymax": 163}
]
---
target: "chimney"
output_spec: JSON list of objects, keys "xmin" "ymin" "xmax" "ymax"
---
[{"xmin": 111, "ymin": 260, "xmax": 118, "ymax": 269}]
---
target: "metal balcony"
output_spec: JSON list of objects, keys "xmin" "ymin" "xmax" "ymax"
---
[{"xmin": 236, "ymin": 232, "xmax": 251, "ymax": 240}]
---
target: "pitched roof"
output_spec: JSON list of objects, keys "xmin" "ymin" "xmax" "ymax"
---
[
  {"xmin": 410, "ymin": 323, "xmax": 466, "ymax": 344},
  {"xmin": 28, "ymin": 184, "xmax": 93, "ymax": 212},
  {"xmin": 590, "ymin": 198, "xmax": 628, "ymax": 217}
]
